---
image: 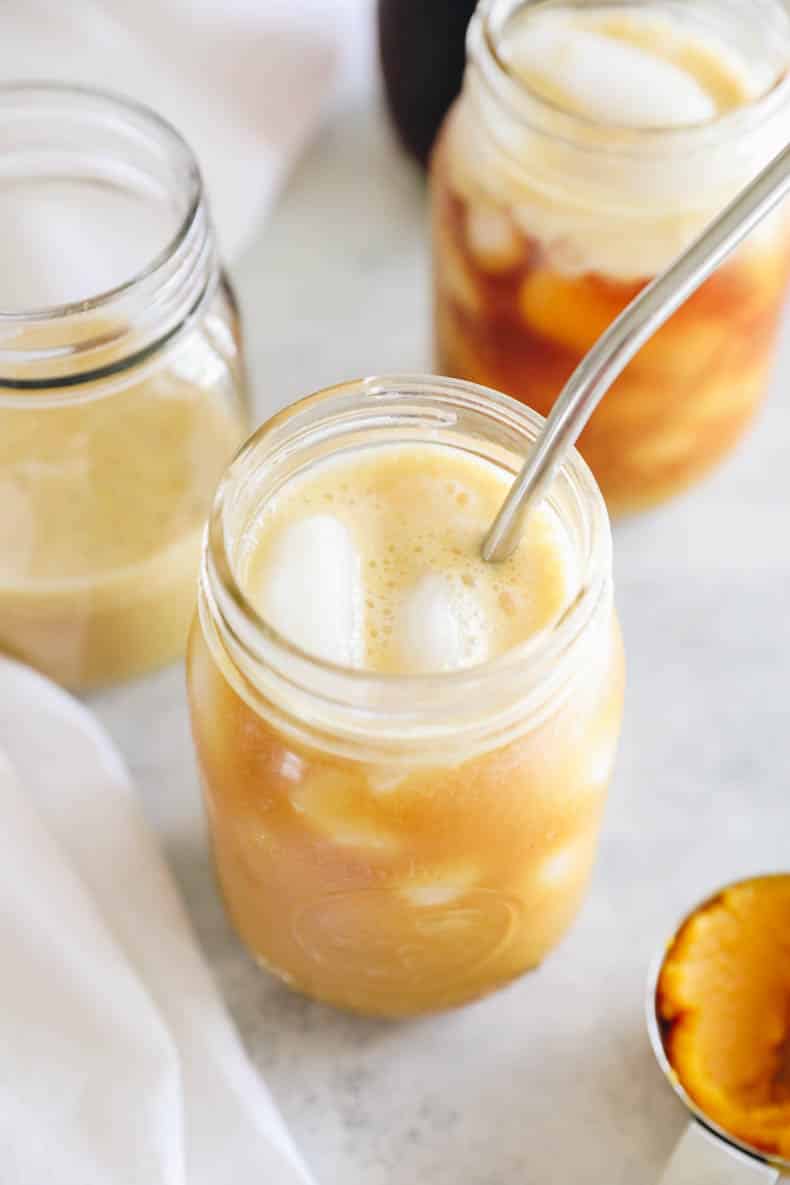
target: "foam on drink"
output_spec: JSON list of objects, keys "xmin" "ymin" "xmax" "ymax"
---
[
  {"xmin": 501, "ymin": 7, "xmax": 770, "ymax": 125},
  {"xmin": 443, "ymin": 2, "xmax": 788, "ymax": 282},
  {"xmin": 240, "ymin": 444, "xmax": 578, "ymax": 675}
]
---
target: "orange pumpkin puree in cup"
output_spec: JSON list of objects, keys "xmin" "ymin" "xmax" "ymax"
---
[{"xmin": 656, "ymin": 875, "xmax": 790, "ymax": 1158}]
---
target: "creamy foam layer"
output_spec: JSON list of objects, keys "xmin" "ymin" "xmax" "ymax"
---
[
  {"xmin": 503, "ymin": 7, "xmax": 768, "ymax": 126},
  {"xmin": 238, "ymin": 444, "xmax": 578, "ymax": 675},
  {"xmin": 449, "ymin": 1, "xmax": 790, "ymax": 278}
]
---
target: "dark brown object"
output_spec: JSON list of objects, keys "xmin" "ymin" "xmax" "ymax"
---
[{"xmin": 377, "ymin": 0, "xmax": 477, "ymax": 166}]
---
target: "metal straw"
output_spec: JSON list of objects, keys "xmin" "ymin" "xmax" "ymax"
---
[{"xmin": 481, "ymin": 141, "xmax": 790, "ymax": 564}]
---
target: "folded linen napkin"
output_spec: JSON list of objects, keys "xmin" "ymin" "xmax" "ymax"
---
[
  {"xmin": 0, "ymin": 656, "xmax": 316, "ymax": 1185},
  {"xmin": 0, "ymin": 0, "xmax": 368, "ymax": 258}
]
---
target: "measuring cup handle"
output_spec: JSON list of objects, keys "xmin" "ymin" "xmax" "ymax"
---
[{"xmin": 658, "ymin": 1123, "xmax": 779, "ymax": 1185}]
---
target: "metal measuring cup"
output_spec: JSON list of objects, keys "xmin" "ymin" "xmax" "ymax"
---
[{"xmin": 646, "ymin": 878, "xmax": 790, "ymax": 1183}]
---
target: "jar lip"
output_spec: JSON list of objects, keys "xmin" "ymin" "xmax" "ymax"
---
[
  {"xmin": 471, "ymin": 0, "xmax": 790, "ymax": 155},
  {"xmin": 0, "ymin": 81, "xmax": 203, "ymax": 324},
  {"xmin": 204, "ymin": 374, "xmax": 613, "ymax": 709}
]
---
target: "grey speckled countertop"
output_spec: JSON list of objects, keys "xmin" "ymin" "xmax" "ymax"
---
[{"xmin": 91, "ymin": 95, "xmax": 790, "ymax": 1185}]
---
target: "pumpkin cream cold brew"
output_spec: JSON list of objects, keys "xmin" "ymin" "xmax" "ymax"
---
[
  {"xmin": 189, "ymin": 378, "xmax": 624, "ymax": 1017},
  {"xmin": 432, "ymin": 0, "xmax": 790, "ymax": 513}
]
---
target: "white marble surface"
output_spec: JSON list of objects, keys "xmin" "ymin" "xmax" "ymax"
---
[{"xmin": 91, "ymin": 95, "xmax": 790, "ymax": 1184}]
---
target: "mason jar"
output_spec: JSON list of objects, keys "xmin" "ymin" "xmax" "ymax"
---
[
  {"xmin": 0, "ymin": 85, "xmax": 247, "ymax": 689},
  {"xmin": 431, "ymin": 0, "xmax": 790, "ymax": 515},
  {"xmin": 187, "ymin": 375, "xmax": 625, "ymax": 1017}
]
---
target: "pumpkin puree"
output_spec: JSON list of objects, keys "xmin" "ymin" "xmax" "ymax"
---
[{"xmin": 657, "ymin": 875, "xmax": 790, "ymax": 1158}]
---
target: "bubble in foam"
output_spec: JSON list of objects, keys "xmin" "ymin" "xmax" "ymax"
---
[
  {"xmin": 396, "ymin": 572, "xmax": 489, "ymax": 674},
  {"xmin": 503, "ymin": 12, "xmax": 717, "ymax": 127},
  {"xmin": 258, "ymin": 514, "xmax": 364, "ymax": 667}
]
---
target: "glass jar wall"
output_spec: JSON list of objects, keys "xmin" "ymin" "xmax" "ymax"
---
[
  {"xmin": 188, "ymin": 376, "xmax": 624, "ymax": 1017},
  {"xmin": 0, "ymin": 85, "xmax": 247, "ymax": 689},
  {"xmin": 431, "ymin": 0, "xmax": 790, "ymax": 514}
]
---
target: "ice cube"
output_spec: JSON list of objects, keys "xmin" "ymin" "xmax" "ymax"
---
[
  {"xmin": 0, "ymin": 185, "xmax": 168, "ymax": 310},
  {"xmin": 436, "ymin": 220, "xmax": 482, "ymax": 313},
  {"xmin": 538, "ymin": 835, "xmax": 594, "ymax": 888},
  {"xmin": 259, "ymin": 515, "xmax": 364, "ymax": 667},
  {"xmin": 396, "ymin": 573, "xmax": 489, "ymax": 673},
  {"xmin": 538, "ymin": 844, "xmax": 580, "ymax": 888},
  {"xmin": 465, "ymin": 206, "xmax": 522, "ymax": 273},
  {"xmin": 403, "ymin": 885, "xmax": 462, "ymax": 907},
  {"xmin": 401, "ymin": 866, "xmax": 478, "ymax": 906},
  {"xmin": 504, "ymin": 15, "xmax": 717, "ymax": 128},
  {"xmin": 290, "ymin": 770, "xmax": 400, "ymax": 852}
]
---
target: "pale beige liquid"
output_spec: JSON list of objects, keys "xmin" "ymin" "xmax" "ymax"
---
[{"xmin": 0, "ymin": 322, "xmax": 244, "ymax": 689}]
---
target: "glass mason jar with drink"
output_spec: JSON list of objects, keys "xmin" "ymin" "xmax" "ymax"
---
[
  {"xmin": 188, "ymin": 376, "xmax": 624, "ymax": 1017},
  {"xmin": 431, "ymin": 0, "xmax": 790, "ymax": 514},
  {"xmin": 0, "ymin": 85, "xmax": 247, "ymax": 690}
]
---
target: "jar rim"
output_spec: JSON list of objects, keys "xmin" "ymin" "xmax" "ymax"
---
[
  {"xmin": 471, "ymin": 0, "xmax": 790, "ymax": 156},
  {"xmin": 201, "ymin": 375, "xmax": 614, "ymax": 755},
  {"xmin": 0, "ymin": 82, "xmax": 214, "ymax": 397},
  {"xmin": 0, "ymin": 82, "xmax": 202, "ymax": 321}
]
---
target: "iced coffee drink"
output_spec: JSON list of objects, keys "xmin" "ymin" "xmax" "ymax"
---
[
  {"xmin": 0, "ymin": 316, "xmax": 245, "ymax": 690},
  {"xmin": 0, "ymin": 86, "xmax": 247, "ymax": 689},
  {"xmin": 188, "ymin": 376, "xmax": 624, "ymax": 1016},
  {"xmin": 432, "ymin": 1, "xmax": 790, "ymax": 513}
]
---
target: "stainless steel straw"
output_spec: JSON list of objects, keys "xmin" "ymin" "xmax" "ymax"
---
[{"xmin": 482, "ymin": 141, "xmax": 790, "ymax": 564}]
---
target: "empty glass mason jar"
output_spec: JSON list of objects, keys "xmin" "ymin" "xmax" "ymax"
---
[
  {"xmin": 188, "ymin": 375, "xmax": 624, "ymax": 1017},
  {"xmin": 0, "ymin": 85, "xmax": 247, "ymax": 689},
  {"xmin": 432, "ymin": 0, "xmax": 790, "ymax": 514}
]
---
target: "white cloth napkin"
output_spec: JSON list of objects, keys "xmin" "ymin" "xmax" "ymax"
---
[
  {"xmin": 0, "ymin": 0, "xmax": 369, "ymax": 258},
  {"xmin": 0, "ymin": 656, "xmax": 317, "ymax": 1185}
]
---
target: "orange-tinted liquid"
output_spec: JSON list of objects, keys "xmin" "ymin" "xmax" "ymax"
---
[
  {"xmin": 189, "ymin": 616, "xmax": 623, "ymax": 1016},
  {"xmin": 432, "ymin": 125, "xmax": 790, "ymax": 515},
  {"xmin": 188, "ymin": 443, "xmax": 624, "ymax": 1017}
]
